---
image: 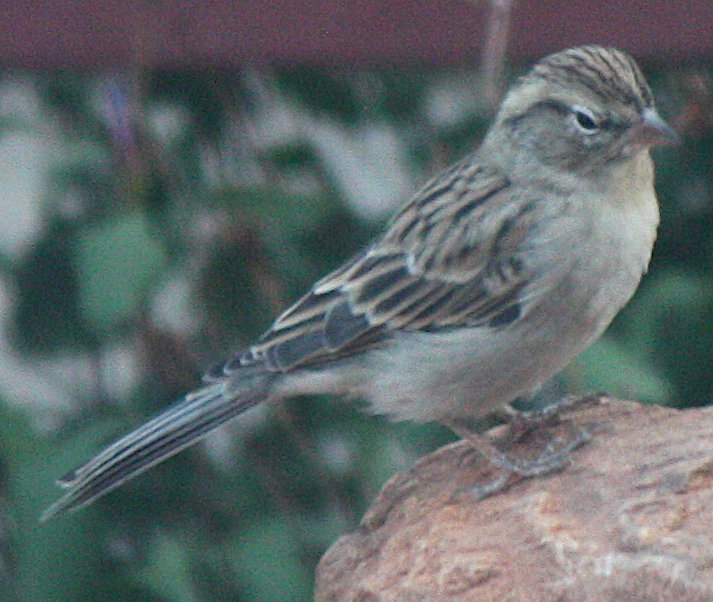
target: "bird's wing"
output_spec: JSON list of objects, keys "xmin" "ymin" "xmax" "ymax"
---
[{"xmin": 208, "ymin": 158, "xmax": 539, "ymax": 376}]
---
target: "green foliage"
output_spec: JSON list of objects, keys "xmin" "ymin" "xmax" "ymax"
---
[
  {"xmin": 74, "ymin": 213, "xmax": 169, "ymax": 334},
  {"xmin": 0, "ymin": 58, "xmax": 710, "ymax": 601},
  {"xmin": 0, "ymin": 404, "xmax": 143, "ymax": 601},
  {"xmin": 12, "ymin": 223, "xmax": 85, "ymax": 353}
]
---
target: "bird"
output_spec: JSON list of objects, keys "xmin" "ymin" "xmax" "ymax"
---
[{"xmin": 42, "ymin": 45, "xmax": 679, "ymax": 520}]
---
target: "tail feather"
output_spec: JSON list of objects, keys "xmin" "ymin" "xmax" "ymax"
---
[{"xmin": 42, "ymin": 378, "xmax": 268, "ymax": 521}]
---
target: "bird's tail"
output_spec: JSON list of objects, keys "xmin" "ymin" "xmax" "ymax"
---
[{"xmin": 41, "ymin": 370, "xmax": 271, "ymax": 521}]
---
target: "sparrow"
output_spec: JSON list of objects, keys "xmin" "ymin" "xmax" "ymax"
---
[{"xmin": 42, "ymin": 45, "xmax": 679, "ymax": 520}]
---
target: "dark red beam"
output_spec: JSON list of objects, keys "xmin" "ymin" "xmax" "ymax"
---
[{"xmin": 0, "ymin": 1, "xmax": 710, "ymax": 70}]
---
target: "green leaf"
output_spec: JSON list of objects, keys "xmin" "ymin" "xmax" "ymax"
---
[
  {"xmin": 133, "ymin": 532, "xmax": 201, "ymax": 602},
  {"xmin": 567, "ymin": 337, "xmax": 675, "ymax": 403},
  {"xmin": 0, "ymin": 405, "xmax": 131, "ymax": 600},
  {"xmin": 74, "ymin": 213, "xmax": 168, "ymax": 334},
  {"xmin": 230, "ymin": 517, "xmax": 313, "ymax": 601}
]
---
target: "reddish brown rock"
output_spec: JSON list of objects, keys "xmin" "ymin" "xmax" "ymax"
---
[{"xmin": 315, "ymin": 398, "xmax": 713, "ymax": 601}]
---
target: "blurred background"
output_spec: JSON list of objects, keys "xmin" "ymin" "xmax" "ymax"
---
[{"xmin": 0, "ymin": 1, "xmax": 712, "ymax": 600}]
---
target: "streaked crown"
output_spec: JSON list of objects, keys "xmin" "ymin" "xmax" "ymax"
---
[{"xmin": 529, "ymin": 45, "xmax": 654, "ymax": 111}]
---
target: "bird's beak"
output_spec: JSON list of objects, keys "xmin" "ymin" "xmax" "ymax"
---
[{"xmin": 633, "ymin": 108, "xmax": 681, "ymax": 147}]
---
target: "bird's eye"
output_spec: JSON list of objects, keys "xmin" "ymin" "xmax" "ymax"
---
[{"xmin": 572, "ymin": 106, "xmax": 599, "ymax": 133}]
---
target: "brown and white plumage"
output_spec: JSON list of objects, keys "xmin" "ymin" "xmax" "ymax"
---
[
  {"xmin": 42, "ymin": 46, "xmax": 678, "ymax": 520},
  {"xmin": 237, "ymin": 162, "xmax": 523, "ymax": 373}
]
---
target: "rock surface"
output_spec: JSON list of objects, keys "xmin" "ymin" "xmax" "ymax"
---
[{"xmin": 315, "ymin": 398, "xmax": 713, "ymax": 601}]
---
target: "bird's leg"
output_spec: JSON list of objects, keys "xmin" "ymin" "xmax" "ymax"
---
[
  {"xmin": 501, "ymin": 391, "xmax": 603, "ymax": 443},
  {"xmin": 444, "ymin": 393, "xmax": 599, "ymax": 501}
]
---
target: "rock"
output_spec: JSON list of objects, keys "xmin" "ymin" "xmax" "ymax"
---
[{"xmin": 315, "ymin": 398, "xmax": 713, "ymax": 601}]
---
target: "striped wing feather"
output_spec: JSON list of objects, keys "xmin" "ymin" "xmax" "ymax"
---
[{"xmin": 212, "ymin": 159, "xmax": 534, "ymax": 375}]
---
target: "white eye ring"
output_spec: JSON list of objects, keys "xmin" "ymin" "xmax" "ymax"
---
[{"xmin": 571, "ymin": 106, "xmax": 599, "ymax": 134}]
